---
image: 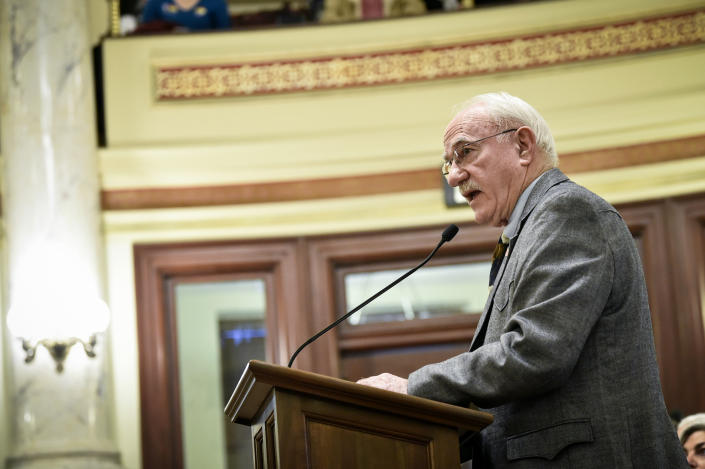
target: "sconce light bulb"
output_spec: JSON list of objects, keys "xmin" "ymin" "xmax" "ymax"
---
[{"xmin": 7, "ymin": 296, "xmax": 111, "ymax": 342}]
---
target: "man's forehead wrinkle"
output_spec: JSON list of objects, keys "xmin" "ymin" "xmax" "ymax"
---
[{"xmin": 444, "ymin": 112, "xmax": 490, "ymax": 148}]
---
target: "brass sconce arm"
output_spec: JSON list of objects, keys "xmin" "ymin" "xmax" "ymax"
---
[{"xmin": 20, "ymin": 335, "xmax": 98, "ymax": 373}]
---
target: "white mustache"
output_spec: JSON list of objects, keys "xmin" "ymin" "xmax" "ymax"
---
[{"xmin": 459, "ymin": 180, "xmax": 481, "ymax": 194}]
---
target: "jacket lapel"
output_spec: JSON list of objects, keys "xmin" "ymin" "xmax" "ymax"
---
[{"xmin": 468, "ymin": 169, "xmax": 569, "ymax": 351}]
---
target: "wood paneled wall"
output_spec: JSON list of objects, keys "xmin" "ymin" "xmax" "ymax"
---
[{"xmin": 133, "ymin": 193, "xmax": 705, "ymax": 468}]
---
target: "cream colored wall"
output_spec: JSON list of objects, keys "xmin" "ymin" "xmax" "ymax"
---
[
  {"xmin": 101, "ymin": 41, "xmax": 705, "ymax": 241},
  {"xmin": 100, "ymin": 1, "xmax": 705, "ymax": 468},
  {"xmin": 102, "ymin": 0, "xmax": 705, "ymax": 188},
  {"xmin": 87, "ymin": 0, "xmax": 110, "ymax": 45},
  {"xmin": 99, "ymin": 0, "xmax": 705, "ymax": 235},
  {"xmin": 0, "ymin": 243, "xmax": 7, "ymax": 469}
]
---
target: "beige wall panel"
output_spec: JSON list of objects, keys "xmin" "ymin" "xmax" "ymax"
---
[
  {"xmin": 100, "ymin": 45, "xmax": 705, "ymax": 189},
  {"xmin": 102, "ymin": 0, "xmax": 705, "ymax": 150},
  {"xmin": 87, "ymin": 0, "xmax": 109, "ymax": 46},
  {"xmin": 101, "ymin": 154, "xmax": 705, "ymax": 243}
]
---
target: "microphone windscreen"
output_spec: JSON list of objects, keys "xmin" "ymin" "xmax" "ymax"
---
[{"xmin": 441, "ymin": 224, "xmax": 459, "ymax": 242}]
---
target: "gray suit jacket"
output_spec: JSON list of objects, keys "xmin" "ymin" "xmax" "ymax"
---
[{"xmin": 408, "ymin": 169, "xmax": 687, "ymax": 468}]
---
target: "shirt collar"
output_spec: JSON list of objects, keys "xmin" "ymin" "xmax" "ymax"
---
[{"xmin": 502, "ymin": 172, "xmax": 548, "ymax": 242}]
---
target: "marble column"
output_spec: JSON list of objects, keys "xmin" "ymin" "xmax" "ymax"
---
[{"xmin": 0, "ymin": 1, "xmax": 123, "ymax": 468}]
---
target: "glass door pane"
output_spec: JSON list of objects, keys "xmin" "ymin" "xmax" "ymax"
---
[
  {"xmin": 175, "ymin": 279, "xmax": 267, "ymax": 469},
  {"xmin": 343, "ymin": 262, "xmax": 491, "ymax": 325}
]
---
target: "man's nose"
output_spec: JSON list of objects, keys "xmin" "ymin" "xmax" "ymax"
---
[{"xmin": 446, "ymin": 164, "xmax": 467, "ymax": 187}]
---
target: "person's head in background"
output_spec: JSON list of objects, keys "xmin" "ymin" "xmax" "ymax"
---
[
  {"xmin": 678, "ymin": 413, "xmax": 705, "ymax": 468},
  {"xmin": 441, "ymin": 92, "xmax": 558, "ymax": 227}
]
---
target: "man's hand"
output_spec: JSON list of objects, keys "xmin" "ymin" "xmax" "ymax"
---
[{"xmin": 356, "ymin": 373, "xmax": 408, "ymax": 394}]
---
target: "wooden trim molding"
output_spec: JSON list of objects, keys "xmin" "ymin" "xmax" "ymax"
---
[
  {"xmin": 620, "ymin": 203, "xmax": 683, "ymax": 412},
  {"xmin": 154, "ymin": 9, "xmax": 705, "ymax": 100},
  {"xmin": 305, "ymin": 222, "xmax": 502, "ymax": 375},
  {"xmin": 133, "ymin": 245, "xmax": 184, "ymax": 469},
  {"xmin": 131, "ymin": 198, "xmax": 705, "ymax": 459},
  {"xmin": 101, "ymin": 134, "xmax": 705, "ymax": 210},
  {"xmin": 102, "ymin": 168, "xmax": 440, "ymax": 210},
  {"xmin": 559, "ymin": 133, "xmax": 705, "ymax": 174},
  {"xmin": 663, "ymin": 196, "xmax": 705, "ymax": 414}
]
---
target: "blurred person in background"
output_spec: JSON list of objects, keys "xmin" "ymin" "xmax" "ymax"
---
[
  {"xmin": 678, "ymin": 414, "xmax": 705, "ymax": 468},
  {"xmin": 140, "ymin": 0, "xmax": 230, "ymax": 32}
]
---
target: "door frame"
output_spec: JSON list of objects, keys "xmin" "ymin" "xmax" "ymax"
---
[{"xmin": 133, "ymin": 239, "xmax": 308, "ymax": 469}]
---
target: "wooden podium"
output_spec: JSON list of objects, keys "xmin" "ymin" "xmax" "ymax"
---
[{"xmin": 225, "ymin": 360, "xmax": 493, "ymax": 469}]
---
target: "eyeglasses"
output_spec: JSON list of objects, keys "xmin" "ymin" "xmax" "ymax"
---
[{"xmin": 441, "ymin": 128, "xmax": 518, "ymax": 176}]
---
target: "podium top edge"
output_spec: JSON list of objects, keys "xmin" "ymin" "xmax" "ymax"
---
[{"xmin": 225, "ymin": 359, "xmax": 493, "ymax": 432}]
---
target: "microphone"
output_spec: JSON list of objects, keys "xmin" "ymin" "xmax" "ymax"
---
[{"xmin": 287, "ymin": 224, "xmax": 459, "ymax": 368}]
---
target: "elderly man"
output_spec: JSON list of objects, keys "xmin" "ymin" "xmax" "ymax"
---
[{"xmin": 358, "ymin": 92, "xmax": 687, "ymax": 467}]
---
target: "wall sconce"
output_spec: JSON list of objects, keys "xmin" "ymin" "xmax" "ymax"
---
[{"xmin": 7, "ymin": 297, "xmax": 110, "ymax": 373}]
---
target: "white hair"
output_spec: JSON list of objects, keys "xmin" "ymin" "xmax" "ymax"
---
[{"xmin": 461, "ymin": 92, "xmax": 558, "ymax": 168}]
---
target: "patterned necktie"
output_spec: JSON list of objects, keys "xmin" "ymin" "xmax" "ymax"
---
[{"xmin": 489, "ymin": 234, "xmax": 509, "ymax": 287}]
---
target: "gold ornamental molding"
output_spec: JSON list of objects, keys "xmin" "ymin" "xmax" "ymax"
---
[{"xmin": 155, "ymin": 9, "xmax": 705, "ymax": 100}]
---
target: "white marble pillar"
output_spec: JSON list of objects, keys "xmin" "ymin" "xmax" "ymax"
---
[{"xmin": 0, "ymin": 1, "xmax": 122, "ymax": 468}]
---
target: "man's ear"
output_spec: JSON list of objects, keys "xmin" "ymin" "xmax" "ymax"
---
[{"xmin": 516, "ymin": 126, "xmax": 536, "ymax": 166}]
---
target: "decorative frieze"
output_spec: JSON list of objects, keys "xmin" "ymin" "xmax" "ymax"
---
[{"xmin": 155, "ymin": 9, "xmax": 705, "ymax": 100}]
